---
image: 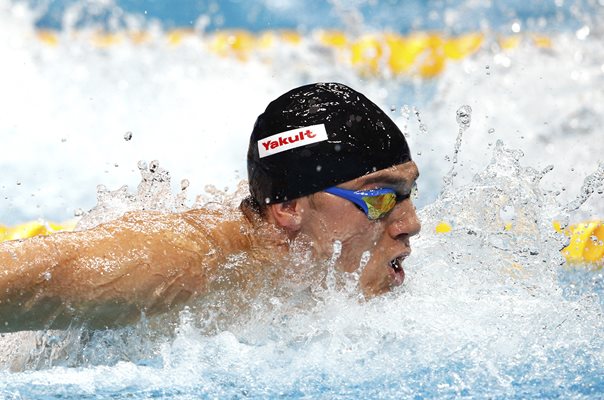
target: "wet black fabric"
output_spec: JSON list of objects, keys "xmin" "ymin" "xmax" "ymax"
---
[{"xmin": 247, "ymin": 82, "xmax": 411, "ymax": 204}]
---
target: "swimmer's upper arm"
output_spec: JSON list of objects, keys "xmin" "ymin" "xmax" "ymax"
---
[{"xmin": 0, "ymin": 208, "xmax": 249, "ymax": 332}]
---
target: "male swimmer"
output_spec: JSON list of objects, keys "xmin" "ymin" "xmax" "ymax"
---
[{"xmin": 0, "ymin": 82, "xmax": 420, "ymax": 332}]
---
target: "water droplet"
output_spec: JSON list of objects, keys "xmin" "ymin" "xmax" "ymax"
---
[
  {"xmin": 542, "ymin": 165, "xmax": 554, "ymax": 175},
  {"xmin": 413, "ymin": 107, "xmax": 428, "ymax": 134},
  {"xmin": 181, "ymin": 179, "xmax": 190, "ymax": 190},
  {"xmin": 42, "ymin": 271, "xmax": 51, "ymax": 281},
  {"xmin": 359, "ymin": 250, "xmax": 371, "ymax": 270},
  {"xmin": 264, "ymin": 197, "xmax": 270, "ymax": 204},
  {"xmin": 137, "ymin": 160, "xmax": 147, "ymax": 170},
  {"xmin": 500, "ymin": 204, "xmax": 516, "ymax": 222},
  {"xmin": 332, "ymin": 240, "xmax": 342, "ymax": 260},
  {"xmin": 16, "ymin": 182, "xmax": 21, "ymax": 186},
  {"xmin": 61, "ymin": 138, "xmax": 67, "ymax": 143},
  {"xmin": 149, "ymin": 160, "xmax": 159, "ymax": 173},
  {"xmin": 334, "ymin": 144, "xmax": 342, "ymax": 152},
  {"xmin": 456, "ymin": 105, "xmax": 472, "ymax": 129},
  {"xmin": 488, "ymin": 128, "xmax": 495, "ymax": 134},
  {"xmin": 124, "ymin": 131, "xmax": 133, "ymax": 141},
  {"xmin": 316, "ymin": 165, "xmax": 322, "ymax": 172},
  {"xmin": 390, "ymin": 105, "xmax": 396, "ymax": 112},
  {"xmin": 74, "ymin": 208, "xmax": 84, "ymax": 217},
  {"xmin": 114, "ymin": 163, "xmax": 119, "ymax": 168}
]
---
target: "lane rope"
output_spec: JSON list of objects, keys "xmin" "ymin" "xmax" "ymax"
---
[
  {"xmin": 34, "ymin": 29, "xmax": 552, "ymax": 78},
  {"xmin": 433, "ymin": 220, "xmax": 604, "ymax": 266}
]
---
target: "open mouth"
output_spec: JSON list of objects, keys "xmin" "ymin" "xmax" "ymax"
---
[{"xmin": 388, "ymin": 255, "xmax": 406, "ymax": 286}]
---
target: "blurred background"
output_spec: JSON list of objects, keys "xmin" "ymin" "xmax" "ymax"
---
[
  {"xmin": 1, "ymin": 0, "xmax": 603, "ymax": 225},
  {"xmin": 24, "ymin": 0, "xmax": 596, "ymax": 33}
]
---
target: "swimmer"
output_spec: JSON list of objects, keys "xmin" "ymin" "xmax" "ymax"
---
[{"xmin": 0, "ymin": 82, "xmax": 420, "ymax": 332}]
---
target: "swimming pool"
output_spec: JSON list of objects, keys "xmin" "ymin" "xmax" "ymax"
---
[{"xmin": 1, "ymin": 0, "xmax": 603, "ymax": 398}]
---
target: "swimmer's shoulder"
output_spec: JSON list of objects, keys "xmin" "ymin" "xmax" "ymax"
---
[
  {"xmin": 179, "ymin": 206, "xmax": 256, "ymax": 250},
  {"xmin": 180, "ymin": 205, "xmax": 250, "ymax": 227}
]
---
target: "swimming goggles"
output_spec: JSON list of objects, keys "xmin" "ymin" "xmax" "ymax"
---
[{"xmin": 323, "ymin": 187, "xmax": 399, "ymax": 220}]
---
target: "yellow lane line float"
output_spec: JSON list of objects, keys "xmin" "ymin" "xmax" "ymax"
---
[
  {"xmin": 558, "ymin": 221, "xmax": 604, "ymax": 264},
  {"xmin": 34, "ymin": 29, "xmax": 550, "ymax": 79},
  {"xmin": 0, "ymin": 220, "xmax": 77, "ymax": 242}
]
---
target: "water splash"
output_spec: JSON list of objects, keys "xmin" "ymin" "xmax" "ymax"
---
[
  {"xmin": 564, "ymin": 161, "xmax": 604, "ymax": 213},
  {"xmin": 413, "ymin": 106, "xmax": 428, "ymax": 135},
  {"xmin": 400, "ymin": 104, "xmax": 411, "ymax": 137},
  {"xmin": 323, "ymin": 240, "xmax": 366, "ymax": 295},
  {"xmin": 75, "ymin": 159, "xmax": 185, "ymax": 230},
  {"xmin": 441, "ymin": 105, "xmax": 472, "ymax": 194}
]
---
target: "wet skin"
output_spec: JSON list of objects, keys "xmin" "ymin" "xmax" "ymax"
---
[{"xmin": 267, "ymin": 161, "xmax": 421, "ymax": 296}]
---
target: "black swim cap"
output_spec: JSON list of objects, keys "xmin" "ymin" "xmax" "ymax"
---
[{"xmin": 247, "ymin": 82, "xmax": 411, "ymax": 205}]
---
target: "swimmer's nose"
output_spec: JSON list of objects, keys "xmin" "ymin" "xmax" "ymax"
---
[{"xmin": 387, "ymin": 199, "xmax": 421, "ymax": 240}]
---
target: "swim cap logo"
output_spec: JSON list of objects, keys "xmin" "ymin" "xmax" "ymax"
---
[{"xmin": 258, "ymin": 124, "xmax": 328, "ymax": 158}]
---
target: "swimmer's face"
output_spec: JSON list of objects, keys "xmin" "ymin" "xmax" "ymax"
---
[{"xmin": 275, "ymin": 161, "xmax": 421, "ymax": 296}]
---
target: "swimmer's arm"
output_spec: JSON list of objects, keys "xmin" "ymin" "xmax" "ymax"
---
[{"xmin": 0, "ymin": 209, "xmax": 250, "ymax": 332}]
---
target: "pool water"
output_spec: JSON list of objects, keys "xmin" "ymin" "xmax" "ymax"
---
[{"xmin": 1, "ymin": 0, "xmax": 603, "ymax": 398}]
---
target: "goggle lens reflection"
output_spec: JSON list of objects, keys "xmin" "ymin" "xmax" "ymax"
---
[{"xmin": 324, "ymin": 187, "xmax": 399, "ymax": 220}]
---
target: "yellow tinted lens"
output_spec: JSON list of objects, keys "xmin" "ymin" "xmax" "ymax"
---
[{"xmin": 363, "ymin": 193, "xmax": 397, "ymax": 219}]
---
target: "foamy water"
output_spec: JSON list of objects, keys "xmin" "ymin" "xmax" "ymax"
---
[{"xmin": 1, "ymin": 0, "xmax": 603, "ymax": 398}]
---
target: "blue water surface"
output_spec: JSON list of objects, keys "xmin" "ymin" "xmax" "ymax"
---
[{"xmin": 25, "ymin": 0, "xmax": 595, "ymax": 33}]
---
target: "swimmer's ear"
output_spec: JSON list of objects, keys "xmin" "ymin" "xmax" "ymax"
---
[{"xmin": 266, "ymin": 200, "xmax": 304, "ymax": 232}]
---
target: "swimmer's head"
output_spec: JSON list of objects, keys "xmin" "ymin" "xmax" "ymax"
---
[
  {"xmin": 245, "ymin": 83, "xmax": 419, "ymax": 297},
  {"xmin": 247, "ymin": 82, "xmax": 411, "ymax": 205}
]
